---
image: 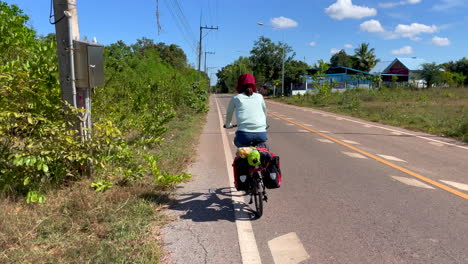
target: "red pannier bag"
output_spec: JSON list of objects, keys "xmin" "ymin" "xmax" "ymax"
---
[
  {"xmin": 232, "ymin": 156, "xmax": 250, "ymax": 191},
  {"xmin": 257, "ymin": 148, "xmax": 282, "ymax": 189}
]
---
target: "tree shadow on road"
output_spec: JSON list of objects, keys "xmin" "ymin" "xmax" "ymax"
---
[{"xmin": 165, "ymin": 187, "xmax": 258, "ymax": 222}]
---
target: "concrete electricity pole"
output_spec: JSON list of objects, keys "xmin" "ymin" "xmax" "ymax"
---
[
  {"xmin": 204, "ymin": 51, "xmax": 215, "ymax": 73},
  {"xmin": 198, "ymin": 25, "xmax": 218, "ymax": 80},
  {"xmin": 53, "ymin": 0, "xmax": 80, "ymax": 109},
  {"xmin": 52, "ymin": 0, "xmax": 92, "ymax": 141}
]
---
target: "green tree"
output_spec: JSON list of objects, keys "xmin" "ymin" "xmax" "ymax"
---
[
  {"xmin": 420, "ymin": 63, "xmax": 443, "ymax": 88},
  {"xmin": 216, "ymin": 56, "xmax": 253, "ymax": 93},
  {"xmin": 330, "ymin": 49, "xmax": 353, "ymax": 68},
  {"xmin": 441, "ymin": 71, "xmax": 466, "ymax": 87},
  {"xmin": 351, "ymin": 43, "xmax": 379, "ymax": 72},
  {"xmin": 249, "ymin": 36, "xmax": 294, "ymax": 84},
  {"xmin": 312, "ymin": 59, "xmax": 330, "ymax": 74},
  {"xmin": 284, "ymin": 60, "xmax": 309, "ymax": 92},
  {"xmin": 442, "ymin": 58, "xmax": 468, "ymax": 85}
]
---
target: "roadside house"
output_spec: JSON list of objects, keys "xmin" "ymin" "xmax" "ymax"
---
[{"xmin": 372, "ymin": 57, "xmax": 428, "ymax": 87}]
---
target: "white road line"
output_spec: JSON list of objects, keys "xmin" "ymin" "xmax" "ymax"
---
[
  {"xmin": 317, "ymin": 139, "xmax": 334, "ymax": 143},
  {"xmin": 377, "ymin": 154, "xmax": 407, "ymax": 163},
  {"xmin": 429, "ymin": 142, "xmax": 444, "ymax": 147},
  {"xmin": 319, "ymin": 130, "xmax": 330, "ymax": 133},
  {"xmin": 215, "ymin": 97, "xmax": 262, "ymax": 264},
  {"xmin": 439, "ymin": 180, "xmax": 468, "ymax": 191},
  {"xmin": 286, "ymin": 123, "xmax": 294, "ymax": 126},
  {"xmin": 297, "ymin": 129, "xmax": 309, "ymax": 133},
  {"xmin": 341, "ymin": 151, "xmax": 368, "ymax": 159},
  {"xmin": 391, "ymin": 131, "xmax": 403, "ymax": 135},
  {"xmin": 336, "ymin": 117, "xmax": 343, "ymax": 121},
  {"xmin": 304, "ymin": 124, "xmax": 313, "ymax": 126},
  {"xmin": 287, "ymin": 118, "xmax": 295, "ymax": 120},
  {"xmin": 342, "ymin": 140, "xmax": 360, "ymax": 145},
  {"xmin": 289, "ymin": 105, "xmax": 468, "ymax": 151},
  {"xmin": 391, "ymin": 176, "xmax": 435, "ymax": 189},
  {"xmin": 268, "ymin": 232, "xmax": 310, "ymax": 264}
]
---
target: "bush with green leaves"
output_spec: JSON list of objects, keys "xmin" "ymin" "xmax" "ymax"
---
[{"xmin": 1, "ymin": 2, "xmax": 205, "ymax": 200}]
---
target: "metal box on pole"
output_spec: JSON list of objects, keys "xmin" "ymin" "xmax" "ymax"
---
[{"xmin": 73, "ymin": 40, "xmax": 105, "ymax": 88}]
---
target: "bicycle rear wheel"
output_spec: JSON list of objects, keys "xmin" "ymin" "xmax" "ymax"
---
[{"xmin": 252, "ymin": 175, "xmax": 263, "ymax": 218}]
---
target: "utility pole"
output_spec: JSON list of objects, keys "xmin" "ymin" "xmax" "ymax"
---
[
  {"xmin": 52, "ymin": 0, "xmax": 80, "ymax": 125},
  {"xmin": 281, "ymin": 47, "xmax": 285, "ymax": 96},
  {"xmin": 53, "ymin": 0, "xmax": 92, "ymax": 141},
  {"xmin": 198, "ymin": 25, "xmax": 218, "ymax": 80},
  {"xmin": 204, "ymin": 51, "xmax": 215, "ymax": 73}
]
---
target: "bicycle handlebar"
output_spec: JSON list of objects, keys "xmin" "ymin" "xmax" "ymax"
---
[{"xmin": 223, "ymin": 124, "xmax": 269, "ymax": 129}]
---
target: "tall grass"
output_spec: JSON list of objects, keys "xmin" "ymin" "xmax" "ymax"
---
[{"xmin": 279, "ymin": 87, "xmax": 468, "ymax": 142}]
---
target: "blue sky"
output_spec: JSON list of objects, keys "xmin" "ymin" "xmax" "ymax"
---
[{"xmin": 5, "ymin": 0, "xmax": 468, "ymax": 83}]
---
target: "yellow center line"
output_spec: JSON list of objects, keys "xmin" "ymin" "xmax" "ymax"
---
[{"xmin": 269, "ymin": 112, "xmax": 468, "ymax": 200}]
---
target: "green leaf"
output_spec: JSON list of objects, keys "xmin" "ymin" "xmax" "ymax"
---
[
  {"xmin": 42, "ymin": 164, "xmax": 49, "ymax": 173},
  {"xmin": 23, "ymin": 177, "xmax": 30, "ymax": 186}
]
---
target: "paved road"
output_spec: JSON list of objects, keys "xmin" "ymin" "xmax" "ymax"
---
[{"xmin": 163, "ymin": 94, "xmax": 468, "ymax": 264}]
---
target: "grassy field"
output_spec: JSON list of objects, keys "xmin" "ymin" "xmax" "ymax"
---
[
  {"xmin": 277, "ymin": 87, "xmax": 468, "ymax": 142},
  {"xmin": 0, "ymin": 112, "xmax": 206, "ymax": 263}
]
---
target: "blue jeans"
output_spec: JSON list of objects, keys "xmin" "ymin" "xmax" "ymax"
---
[{"xmin": 234, "ymin": 131, "xmax": 268, "ymax": 147}]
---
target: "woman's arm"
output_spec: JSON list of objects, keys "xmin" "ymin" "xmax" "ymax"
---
[
  {"xmin": 225, "ymin": 97, "xmax": 236, "ymax": 127},
  {"xmin": 261, "ymin": 96, "xmax": 267, "ymax": 117}
]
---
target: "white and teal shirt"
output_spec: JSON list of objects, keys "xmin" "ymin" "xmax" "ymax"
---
[{"xmin": 225, "ymin": 93, "xmax": 267, "ymax": 133}]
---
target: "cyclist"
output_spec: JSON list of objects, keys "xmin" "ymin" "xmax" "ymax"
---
[{"xmin": 225, "ymin": 73, "xmax": 268, "ymax": 147}]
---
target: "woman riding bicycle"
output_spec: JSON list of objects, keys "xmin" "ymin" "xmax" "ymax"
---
[{"xmin": 225, "ymin": 73, "xmax": 268, "ymax": 147}]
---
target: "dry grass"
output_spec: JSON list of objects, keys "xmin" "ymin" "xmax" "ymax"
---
[
  {"xmin": 0, "ymin": 180, "xmax": 170, "ymax": 263},
  {"xmin": 0, "ymin": 111, "xmax": 207, "ymax": 263}
]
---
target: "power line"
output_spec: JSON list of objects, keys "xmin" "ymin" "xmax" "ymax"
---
[{"xmin": 163, "ymin": 0, "xmax": 197, "ymax": 54}]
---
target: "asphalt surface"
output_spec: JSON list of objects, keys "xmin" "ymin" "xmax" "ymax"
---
[{"xmin": 163, "ymin": 94, "xmax": 468, "ymax": 264}]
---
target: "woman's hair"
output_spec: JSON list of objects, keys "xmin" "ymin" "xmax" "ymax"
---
[{"xmin": 241, "ymin": 84, "xmax": 254, "ymax": 96}]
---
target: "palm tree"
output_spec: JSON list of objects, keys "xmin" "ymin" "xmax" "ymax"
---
[{"xmin": 352, "ymin": 43, "xmax": 379, "ymax": 72}]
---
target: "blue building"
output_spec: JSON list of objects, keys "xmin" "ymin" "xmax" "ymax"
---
[{"xmin": 306, "ymin": 66, "xmax": 374, "ymax": 90}]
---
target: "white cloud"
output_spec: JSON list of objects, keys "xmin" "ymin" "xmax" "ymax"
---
[
  {"xmin": 379, "ymin": 2, "xmax": 399, "ymax": 8},
  {"xmin": 309, "ymin": 41, "xmax": 317, "ymax": 47},
  {"xmin": 392, "ymin": 46, "xmax": 413, "ymax": 54},
  {"xmin": 394, "ymin": 23, "xmax": 438, "ymax": 40},
  {"xmin": 270, "ymin": 16, "xmax": 298, "ymax": 29},
  {"xmin": 433, "ymin": 0, "xmax": 465, "ymax": 11},
  {"xmin": 379, "ymin": 0, "xmax": 421, "ymax": 8},
  {"xmin": 431, "ymin": 36, "xmax": 451, "ymax": 46},
  {"xmin": 325, "ymin": 0, "xmax": 377, "ymax": 20},
  {"xmin": 344, "ymin": 44, "xmax": 353, "ymax": 48},
  {"xmin": 330, "ymin": 48, "xmax": 341, "ymax": 54},
  {"xmin": 360, "ymin": 19, "xmax": 385, "ymax": 33}
]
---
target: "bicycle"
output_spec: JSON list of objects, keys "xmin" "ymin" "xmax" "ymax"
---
[{"xmin": 224, "ymin": 124, "xmax": 268, "ymax": 218}]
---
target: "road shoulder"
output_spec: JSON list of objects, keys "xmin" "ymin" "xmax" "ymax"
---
[{"xmin": 162, "ymin": 96, "xmax": 241, "ymax": 264}]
